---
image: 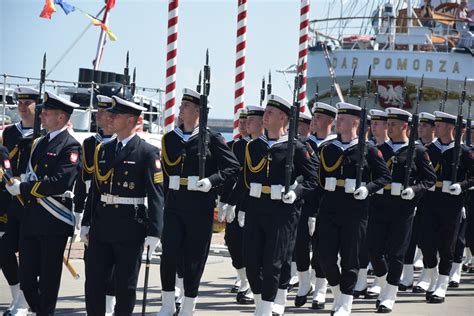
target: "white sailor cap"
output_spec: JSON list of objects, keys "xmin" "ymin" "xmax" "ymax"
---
[
  {"xmin": 369, "ymin": 109, "xmax": 388, "ymax": 121},
  {"xmin": 14, "ymin": 87, "xmax": 39, "ymax": 100},
  {"xmin": 43, "ymin": 91, "xmax": 79, "ymax": 115},
  {"xmin": 299, "ymin": 112, "xmax": 312, "ymax": 124},
  {"xmin": 336, "ymin": 102, "xmax": 361, "ymax": 117},
  {"xmin": 108, "ymin": 95, "xmax": 146, "ymax": 116},
  {"xmin": 386, "ymin": 107, "xmax": 412, "ymax": 122},
  {"xmin": 266, "ymin": 94, "xmax": 291, "ymax": 115},
  {"xmin": 434, "ymin": 111, "xmax": 456, "ymax": 125},
  {"xmin": 419, "ymin": 112, "xmax": 435, "ymax": 125},
  {"xmin": 96, "ymin": 95, "xmax": 113, "ymax": 109},
  {"xmin": 238, "ymin": 108, "xmax": 248, "ymax": 119},
  {"xmin": 181, "ymin": 88, "xmax": 201, "ymax": 105},
  {"xmin": 312, "ymin": 102, "xmax": 337, "ymax": 118},
  {"xmin": 246, "ymin": 105, "xmax": 264, "ymax": 117}
]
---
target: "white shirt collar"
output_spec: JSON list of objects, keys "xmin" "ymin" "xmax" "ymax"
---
[
  {"xmin": 117, "ymin": 133, "xmax": 136, "ymax": 147},
  {"xmin": 47, "ymin": 125, "xmax": 68, "ymax": 141}
]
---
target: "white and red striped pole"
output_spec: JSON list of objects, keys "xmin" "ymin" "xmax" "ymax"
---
[
  {"xmin": 297, "ymin": 0, "xmax": 310, "ymax": 113},
  {"xmin": 164, "ymin": 0, "xmax": 179, "ymax": 133},
  {"xmin": 233, "ymin": 0, "xmax": 248, "ymax": 139}
]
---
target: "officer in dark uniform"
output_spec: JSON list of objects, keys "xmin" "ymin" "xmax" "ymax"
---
[
  {"xmin": 418, "ymin": 110, "xmax": 474, "ymax": 304},
  {"xmin": 0, "ymin": 87, "xmax": 38, "ymax": 316},
  {"xmin": 293, "ymin": 102, "xmax": 337, "ymax": 310},
  {"xmin": 317, "ymin": 102, "xmax": 391, "ymax": 315},
  {"xmin": 84, "ymin": 95, "xmax": 164, "ymax": 315},
  {"xmin": 158, "ymin": 88, "xmax": 239, "ymax": 316},
  {"xmin": 5, "ymin": 91, "xmax": 82, "ymax": 315},
  {"xmin": 218, "ymin": 107, "xmax": 254, "ymax": 305},
  {"xmin": 401, "ymin": 112, "xmax": 436, "ymax": 293},
  {"xmin": 231, "ymin": 94, "xmax": 318, "ymax": 316},
  {"xmin": 76, "ymin": 95, "xmax": 117, "ymax": 316},
  {"xmin": 367, "ymin": 107, "xmax": 436, "ymax": 313}
]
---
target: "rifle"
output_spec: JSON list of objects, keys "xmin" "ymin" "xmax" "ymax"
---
[
  {"xmin": 400, "ymin": 76, "xmax": 407, "ymax": 109},
  {"xmin": 196, "ymin": 70, "xmax": 202, "ymax": 94},
  {"xmin": 348, "ymin": 64, "xmax": 357, "ymax": 98},
  {"xmin": 141, "ymin": 246, "xmax": 151, "ymax": 316},
  {"xmin": 467, "ymin": 97, "xmax": 472, "ymax": 147},
  {"xmin": 440, "ymin": 77, "xmax": 448, "ymax": 111},
  {"xmin": 122, "ymin": 51, "xmax": 130, "ymax": 98},
  {"xmin": 131, "ymin": 67, "xmax": 137, "ymax": 96},
  {"xmin": 33, "ymin": 53, "xmax": 46, "ymax": 138},
  {"xmin": 284, "ymin": 70, "xmax": 304, "ymax": 194},
  {"xmin": 260, "ymin": 76, "xmax": 265, "ymax": 106},
  {"xmin": 322, "ymin": 43, "xmax": 344, "ymax": 103},
  {"xmin": 267, "ymin": 70, "xmax": 272, "ymax": 95},
  {"xmin": 198, "ymin": 50, "xmax": 211, "ymax": 179},
  {"xmin": 403, "ymin": 76, "xmax": 423, "ymax": 189},
  {"xmin": 355, "ymin": 66, "xmax": 371, "ymax": 189},
  {"xmin": 452, "ymin": 77, "xmax": 467, "ymax": 183}
]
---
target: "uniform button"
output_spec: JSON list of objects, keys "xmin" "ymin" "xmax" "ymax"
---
[
  {"xmin": 103, "ymin": 203, "xmax": 106, "ymax": 207},
  {"xmin": 45, "ymin": 164, "xmax": 48, "ymax": 167},
  {"xmin": 117, "ymin": 182, "xmax": 121, "ymax": 186},
  {"xmin": 115, "ymin": 205, "xmax": 119, "ymax": 209},
  {"xmin": 124, "ymin": 171, "xmax": 128, "ymax": 175},
  {"xmin": 104, "ymin": 181, "xmax": 108, "ymax": 184}
]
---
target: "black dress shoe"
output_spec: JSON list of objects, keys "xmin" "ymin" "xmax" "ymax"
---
[
  {"xmin": 365, "ymin": 291, "xmax": 379, "ymax": 299},
  {"xmin": 353, "ymin": 288, "xmax": 368, "ymax": 298},
  {"xmin": 376, "ymin": 305, "xmax": 392, "ymax": 313},
  {"xmin": 230, "ymin": 284, "xmax": 240, "ymax": 293},
  {"xmin": 398, "ymin": 283, "xmax": 413, "ymax": 291},
  {"xmin": 311, "ymin": 301, "xmax": 325, "ymax": 309},
  {"xmin": 3, "ymin": 311, "xmax": 12, "ymax": 316},
  {"xmin": 448, "ymin": 281, "xmax": 459, "ymax": 288},
  {"xmin": 294, "ymin": 287, "xmax": 313, "ymax": 307},
  {"xmin": 412, "ymin": 285, "xmax": 426, "ymax": 293},
  {"xmin": 462, "ymin": 264, "xmax": 469, "ymax": 272},
  {"xmin": 428, "ymin": 295, "xmax": 445, "ymax": 304},
  {"xmin": 376, "ymin": 299, "xmax": 380, "ymax": 308},
  {"xmin": 425, "ymin": 291, "xmax": 434, "ymax": 301},
  {"xmin": 236, "ymin": 288, "xmax": 254, "ymax": 304}
]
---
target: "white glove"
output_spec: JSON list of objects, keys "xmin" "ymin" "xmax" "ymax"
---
[
  {"xmin": 461, "ymin": 207, "xmax": 467, "ymax": 220},
  {"xmin": 238, "ymin": 211, "xmax": 245, "ymax": 227},
  {"xmin": 144, "ymin": 236, "xmax": 161, "ymax": 260},
  {"xmin": 196, "ymin": 178, "xmax": 212, "ymax": 192},
  {"xmin": 0, "ymin": 232, "xmax": 4, "ymax": 238},
  {"xmin": 308, "ymin": 217, "xmax": 316, "ymax": 236},
  {"xmin": 6, "ymin": 179, "xmax": 21, "ymax": 196},
  {"xmin": 84, "ymin": 180, "xmax": 92, "ymax": 193},
  {"xmin": 282, "ymin": 191, "xmax": 297, "ymax": 204},
  {"xmin": 353, "ymin": 186, "xmax": 369, "ymax": 200},
  {"xmin": 74, "ymin": 212, "xmax": 83, "ymax": 231},
  {"xmin": 80, "ymin": 226, "xmax": 90, "ymax": 247},
  {"xmin": 224, "ymin": 204, "xmax": 236, "ymax": 223},
  {"xmin": 449, "ymin": 183, "xmax": 462, "ymax": 196},
  {"xmin": 401, "ymin": 187, "xmax": 415, "ymax": 200},
  {"xmin": 217, "ymin": 201, "xmax": 227, "ymax": 222}
]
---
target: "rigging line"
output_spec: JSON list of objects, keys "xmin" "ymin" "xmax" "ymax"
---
[{"xmin": 46, "ymin": 6, "xmax": 106, "ymax": 78}]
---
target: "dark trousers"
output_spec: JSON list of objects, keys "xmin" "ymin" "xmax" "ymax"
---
[
  {"xmin": 279, "ymin": 211, "xmax": 300, "ymax": 290},
  {"xmin": 467, "ymin": 204, "xmax": 474, "ymax": 252},
  {"xmin": 224, "ymin": 209, "xmax": 245, "ymax": 270},
  {"xmin": 295, "ymin": 211, "xmax": 312, "ymax": 272},
  {"xmin": 85, "ymin": 238, "xmax": 144, "ymax": 316},
  {"xmin": 419, "ymin": 205, "xmax": 462, "ymax": 276},
  {"xmin": 243, "ymin": 210, "xmax": 299, "ymax": 301},
  {"xmin": 317, "ymin": 207, "xmax": 367, "ymax": 295},
  {"xmin": 368, "ymin": 203, "xmax": 414, "ymax": 286},
  {"xmin": 311, "ymin": 219, "xmax": 327, "ymax": 278},
  {"xmin": 359, "ymin": 218, "xmax": 370, "ymax": 269},
  {"xmin": 453, "ymin": 216, "xmax": 467, "ymax": 263},
  {"xmin": 18, "ymin": 234, "xmax": 68, "ymax": 315},
  {"xmin": 84, "ymin": 245, "xmax": 117, "ymax": 296},
  {"xmin": 0, "ymin": 211, "xmax": 21, "ymax": 286},
  {"xmin": 404, "ymin": 205, "xmax": 425, "ymax": 264},
  {"xmin": 160, "ymin": 209, "xmax": 214, "ymax": 298}
]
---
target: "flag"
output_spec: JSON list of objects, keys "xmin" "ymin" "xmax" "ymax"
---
[
  {"xmin": 54, "ymin": 0, "xmax": 75, "ymax": 15},
  {"xmin": 40, "ymin": 0, "xmax": 57, "ymax": 19},
  {"xmin": 106, "ymin": 0, "xmax": 116, "ymax": 10},
  {"xmin": 85, "ymin": 13, "xmax": 118, "ymax": 41}
]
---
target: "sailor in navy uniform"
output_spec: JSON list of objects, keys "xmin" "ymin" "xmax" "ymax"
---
[
  {"xmin": 403, "ymin": 112, "xmax": 436, "ymax": 293},
  {"xmin": 158, "ymin": 88, "xmax": 239, "ymax": 316},
  {"xmin": 418, "ymin": 111, "xmax": 474, "ymax": 304},
  {"xmin": 0, "ymin": 87, "xmax": 39, "ymax": 316},
  {"xmin": 84, "ymin": 95, "xmax": 164, "ymax": 315},
  {"xmin": 293, "ymin": 102, "xmax": 337, "ymax": 310},
  {"xmin": 218, "ymin": 107, "xmax": 256, "ymax": 305},
  {"xmin": 367, "ymin": 108, "xmax": 436, "ymax": 313},
  {"xmin": 317, "ymin": 102, "xmax": 391, "ymax": 316},
  {"xmin": 75, "ymin": 95, "xmax": 117, "ymax": 315},
  {"xmin": 232, "ymin": 94, "xmax": 318, "ymax": 316},
  {"xmin": 5, "ymin": 91, "xmax": 81, "ymax": 315}
]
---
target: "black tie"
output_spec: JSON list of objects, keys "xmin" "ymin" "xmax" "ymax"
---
[{"xmin": 116, "ymin": 141, "xmax": 123, "ymax": 154}]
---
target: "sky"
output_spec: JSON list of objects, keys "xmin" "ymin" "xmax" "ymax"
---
[{"xmin": 1, "ymin": 0, "xmax": 362, "ymax": 119}]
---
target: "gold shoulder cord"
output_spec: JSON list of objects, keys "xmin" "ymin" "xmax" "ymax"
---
[
  {"xmin": 82, "ymin": 143, "xmax": 95, "ymax": 181},
  {"xmin": 387, "ymin": 158, "xmax": 393, "ymax": 172},
  {"xmin": 161, "ymin": 134, "xmax": 183, "ymax": 176},
  {"xmin": 244, "ymin": 142, "xmax": 267, "ymax": 189},
  {"xmin": 94, "ymin": 143, "xmax": 113, "ymax": 188},
  {"xmin": 8, "ymin": 146, "xmax": 18, "ymax": 160},
  {"xmin": 320, "ymin": 146, "xmax": 343, "ymax": 173}
]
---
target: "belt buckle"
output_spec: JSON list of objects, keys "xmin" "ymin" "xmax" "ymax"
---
[{"xmin": 106, "ymin": 194, "xmax": 115, "ymax": 204}]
